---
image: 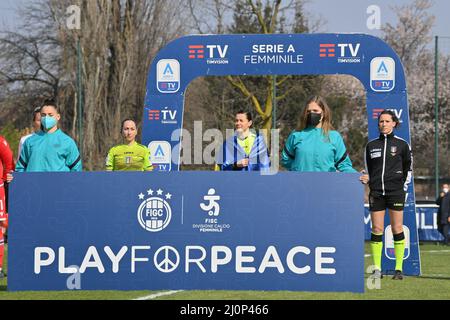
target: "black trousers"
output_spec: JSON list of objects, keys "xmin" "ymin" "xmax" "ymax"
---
[{"xmin": 443, "ymin": 224, "xmax": 450, "ymax": 244}]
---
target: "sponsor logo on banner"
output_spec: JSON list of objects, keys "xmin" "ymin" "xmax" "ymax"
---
[
  {"xmin": 157, "ymin": 59, "xmax": 180, "ymax": 93},
  {"xmin": 136, "ymin": 188, "xmax": 173, "ymax": 232},
  {"xmin": 188, "ymin": 45, "xmax": 205, "ymax": 59},
  {"xmin": 193, "ymin": 188, "xmax": 231, "ymax": 233},
  {"xmin": 370, "ymin": 57, "xmax": 395, "ymax": 92},
  {"xmin": 148, "ymin": 110, "xmax": 160, "ymax": 120},
  {"xmin": 243, "ymin": 44, "xmax": 304, "ymax": 65},
  {"xmin": 149, "ymin": 141, "xmax": 172, "ymax": 171},
  {"xmin": 161, "ymin": 107, "xmax": 177, "ymax": 124},
  {"xmin": 385, "ymin": 225, "xmax": 410, "ymax": 260},
  {"xmin": 372, "ymin": 108, "xmax": 385, "ymax": 119},
  {"xmin": 372, "ymin": 108, "xmax": 403, "ymax": 123},
  {"xmin": 389, "ymin": 108, "xmax": 403, "ymax": 123},
  {"xmin": 200, "ymin": 188, "xmax": 221, "ymax": 216},
  {"xmin": 319, "ymin": 44, "xmax": 336, "ymax": 57},
  {"xmin": 319, "ymin": 43, "xmax": 361, "ymax": 63},
  {"xmin": 147, "ymin": 107, "xmax": 178, "ymax": 125},
  {"xmin": 188, "ymin": 44, "xmax": 229, "ymax": 64}
]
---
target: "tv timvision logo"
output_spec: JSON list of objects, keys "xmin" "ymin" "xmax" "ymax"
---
[
  {"xmin": 372, "ymin": 108, "xmax": 403, "ymax": 123},
  {"xmin": 188, "ymin": 44, "xmax": 229, "ymax": 65},
  {"xmin": 148, "ymin": 107, "xmax": 178, "ymax": 125},
  {"xmin": 319, "ymin": 43, "xmax": 361, "ymax": 63}
]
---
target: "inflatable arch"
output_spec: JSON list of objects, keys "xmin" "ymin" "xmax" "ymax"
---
[{"xmin": 142, "ymin": 34, "xmax": 420, "ymax": 276}]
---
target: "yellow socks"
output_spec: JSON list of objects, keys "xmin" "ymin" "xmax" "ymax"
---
[{"xmin": 370, "ymin": 232, "xmax": 383, "ymax": 271}]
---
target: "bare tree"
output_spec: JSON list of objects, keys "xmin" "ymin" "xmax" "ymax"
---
[
  {"xmin": 382, "ymin": 0, "xmax": 450, "ymax": 177},
  {"xmin": 187, "ymin": 0, "xmax": 234, "ymax": 34},
  {"xmin": 383, "ymin": 0, "xmax": 435, "ymax": 69},
  {"xmin": 1, "ymin": 0, "xmax": 187, "ymax": 170},
  {"xmin": 182, "ymin": 0, "xmax": 325, "ymax": 169}
]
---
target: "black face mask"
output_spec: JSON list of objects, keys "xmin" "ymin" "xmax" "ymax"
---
[{"xmin": 306, "ymin": 112, "xmax": 322, "ymax": 127}]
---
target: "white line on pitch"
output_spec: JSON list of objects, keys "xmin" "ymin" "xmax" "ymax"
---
[{"xmin": 133, "ymin": 290, "xmax": 184, "ymax": 300}]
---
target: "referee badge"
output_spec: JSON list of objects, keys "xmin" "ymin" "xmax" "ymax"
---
[{"xmin": 390, "ymin": 146, "xmax": 397, "ymax": 156}]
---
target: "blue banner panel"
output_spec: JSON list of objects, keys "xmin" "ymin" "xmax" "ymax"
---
[
  {"xmin": 8, "ymin": 172, "xmax": 364, "ymax": 292},
  {"xmin": 416, "ymin": 205, "xmax": 445, "ymax": 241}
]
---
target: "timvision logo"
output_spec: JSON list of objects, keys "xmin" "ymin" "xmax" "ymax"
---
[{"xmin": 188, "ymin": 44, "xmax": 229, "ymax": 64}]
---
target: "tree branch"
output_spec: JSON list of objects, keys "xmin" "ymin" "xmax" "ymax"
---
[
  {"xmin": 247, "ymin": 0, "xmax": 268, "ymax": 34},
  {"xmin": 269, "ymin": 0, "xmax": 282, "ymax": 33},
  {"xmin": 226, "ymin": 75, "xmax": 264, "ymax": 116}
]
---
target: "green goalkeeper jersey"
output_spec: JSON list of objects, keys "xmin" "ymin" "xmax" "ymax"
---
[{"xmin": 106, "ymin": 142, "xmax": 153, "ymax": 171}]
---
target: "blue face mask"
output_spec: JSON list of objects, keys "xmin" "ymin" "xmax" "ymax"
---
[{"xmin": 41, "ymin": 116, "xmax": 57, "ymax": 131}]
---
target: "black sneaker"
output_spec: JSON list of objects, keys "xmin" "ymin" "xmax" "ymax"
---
[
  {"xmin": 392, "ymin": 270, "xmax": 403, "ymax": 280},
  {"xmin": 372, "ymin": 269, "xmax": 383, "ymax": 279}
]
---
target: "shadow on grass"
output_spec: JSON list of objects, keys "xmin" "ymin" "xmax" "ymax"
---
[{"xmin": 0, "ymin": 285, "xmax": 7, "ymax": 291}]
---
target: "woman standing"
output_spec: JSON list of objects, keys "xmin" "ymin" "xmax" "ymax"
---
[
  {"xmin": 281, "ymin": 96, "xmax": 357, "ymax": 173},
  {"xmin": 106, "ymin": 119, "xmax": 153, "ymax": 171},
  {"xmin": 360, "ymin": 110, "xmax": 412, "ymax": 280},
  {"xmin": 216, "ymin": 111, "xmax": 270, "ymax": 171}
]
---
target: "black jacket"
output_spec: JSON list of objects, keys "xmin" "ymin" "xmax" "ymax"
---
[
  {"xmin": 365, "ymin": 132, "xmax": 412, "ymax": 195},
  {"xmin": 438, "ymin": 193, "xmax": 450, "ymax": 225}
]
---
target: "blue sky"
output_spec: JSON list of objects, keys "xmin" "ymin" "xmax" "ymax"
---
[
  {"xmin": 0, "ymin": 0, "xmax": 24, "ymax": 28},
  {"xmin": 0, "ymin": 0, "xmax": 449, "ymax": 38},
  {"xmin": 304, "ymin": 0, "xmax": 449, "ymax": 37}
]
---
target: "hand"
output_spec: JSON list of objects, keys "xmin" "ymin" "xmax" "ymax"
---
[
  {"xmin": 237, "ymin": 158, "xmax": 249, "ymax": 168},
  {"xmin": 359, "ymin": 170, "xmax": 369, "ymax": 184},
  {"xmin": 6, "ymin": 172, "xmax": 13, "ymax": 183},
  {"xmin": 1, "ymin": 213, "xmax": 8, "ymax": 229}
]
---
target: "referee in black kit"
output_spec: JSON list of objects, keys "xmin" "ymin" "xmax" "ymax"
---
[{"xmin": 360, "ymin": 109, "xmax": 412, "ymax": 280}]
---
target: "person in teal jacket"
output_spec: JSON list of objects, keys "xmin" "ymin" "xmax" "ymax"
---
[
  {"xmin": 281, "ymin": 96, "xmax": 357, "ymax": 173},
  {"xmin": 16, "ymin": 100, "xmax": 82, "ymax": 172}
]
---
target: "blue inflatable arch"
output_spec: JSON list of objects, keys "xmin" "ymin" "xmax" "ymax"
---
[{"xmin": 142, "ymin": 33, "xmax": 420, "ymax": 276}]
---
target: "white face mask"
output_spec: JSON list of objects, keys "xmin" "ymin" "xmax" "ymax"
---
[{"xmin": 444, "ymin": 188, "xmax": 449, "ymax": 194}]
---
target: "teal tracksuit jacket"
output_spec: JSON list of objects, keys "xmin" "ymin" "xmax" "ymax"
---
[
  {"xmin": 281, "ymin": 127, "xmax": 356, "ymax": 172},
  {"xmin": 16, "ymin": 130, "xmax": 82, "ymax": 172}
]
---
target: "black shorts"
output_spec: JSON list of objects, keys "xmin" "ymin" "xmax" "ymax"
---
[{"xmin": 369, "ymin": 191, "xmax": 406, "ymax": 211}]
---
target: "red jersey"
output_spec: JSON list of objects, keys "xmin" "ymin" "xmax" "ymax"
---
[{"xmin": 0, "ymin": 135, "xmax": 14, "ymax": 182}]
